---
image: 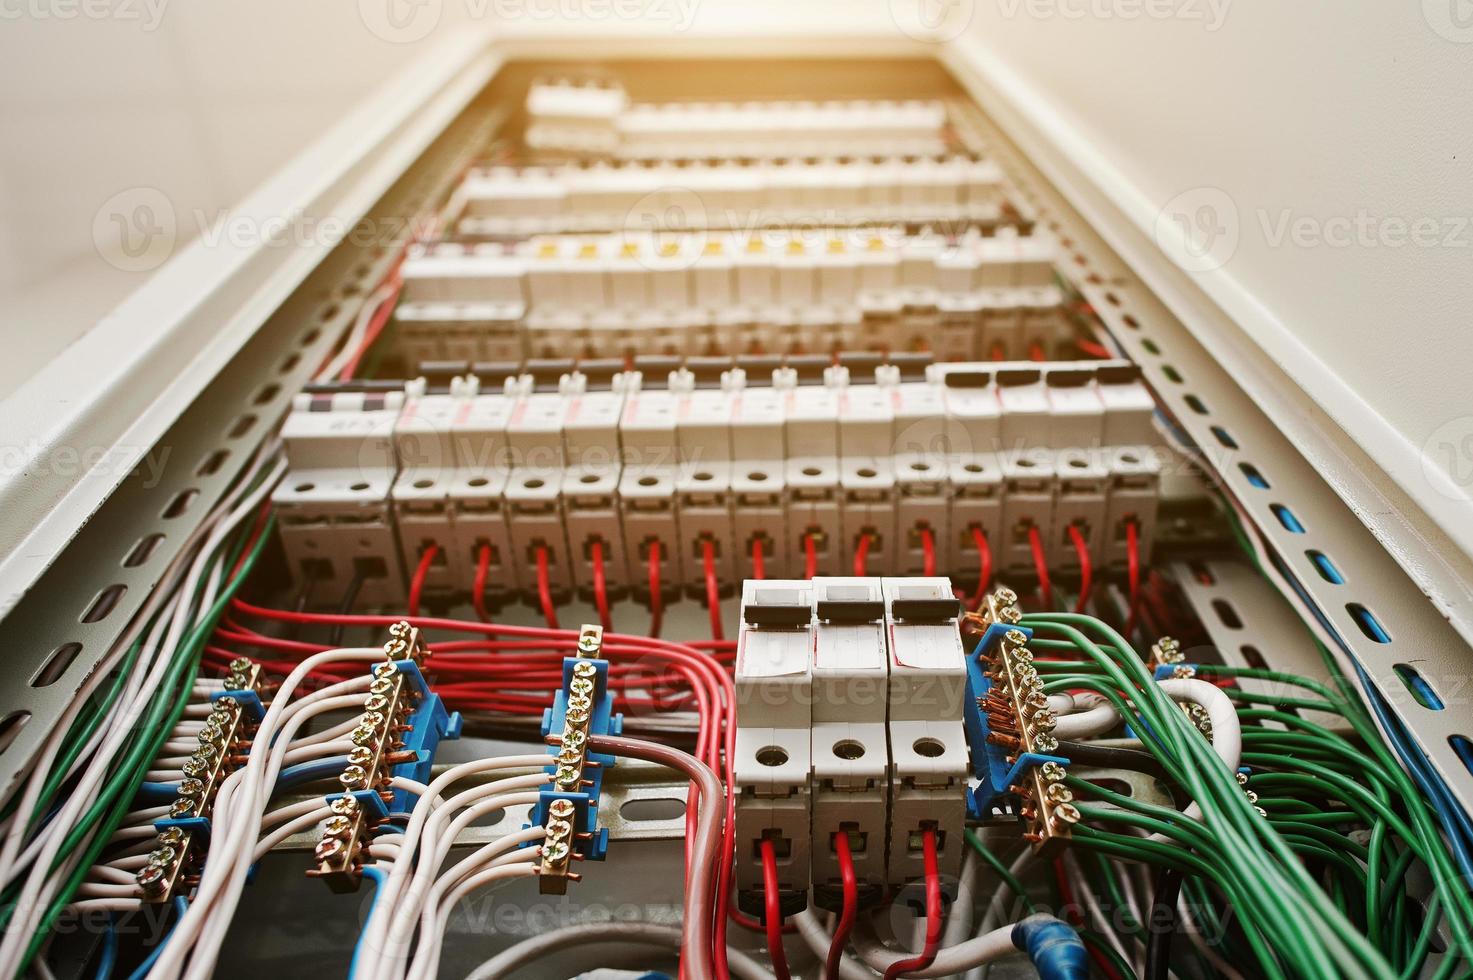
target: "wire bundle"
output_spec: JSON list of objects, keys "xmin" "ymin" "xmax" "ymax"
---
[{"xmin": 1021, "ymin": 611, "xmax": 1473, "ymax": 979}]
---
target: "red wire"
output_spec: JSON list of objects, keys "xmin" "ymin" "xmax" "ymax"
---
[
  {"xmin": 881, "ymin": 829, "xmax": 943, "ymax": 980},
  {"xmin": 534, "ymin": 545, "xmax": 559, "ymax": 630},
  {"xmin": 918, "ymin": 527, "xmax": 936, "ymax": 576},
  {"xmin": 590, "ymin": 539, "xmax": 612, "ymax": 632},
  {"xmin": 1067, "ymin": 523, "xmax": 1092, "ymax": 614},
  {"xmin": 1125, "ymin": 520, "xmax": 1142, "ymax": 639},
  {"xmin": 827, "ymin": 831, "xmax": 859, "ymax": 980},
  {"xmin": 852, "ymin": 532, "xmax": 871, "ymax": 577},
  {"xmin": 1027, "ymin": 342, "xmax": 1045, "ymax": 362},
  {"xmin": 1027, "ymin": 525, "xmax": 1053, "ymax": 610},
  {"xmin": 1075, "ymin": 338, "xmax": 1112, "ymax": 359},
  {"xmin": 408, "ymin": 544, "xmax": 438, "ymax": 617},
  {"xmin": 968, "ymin": 526, "xmax": 993, "ymax": 611},
  {"xmin": 760, "ymin": 839, "xmax": 792, "ymax": 980},
  {"xmin": 472, "ymin": 544, "xmax": 492, "ymax": 623},
  {"xmin": 647, "ymin": 540, "xmax": 663, "ymax": 639},
  {"xmin": 338, "ymin": 278, "xmax": 403, "ymax": 381},
  {"xmin": 803, "ymin": 532, "xmax": 818, "ymax": 579},
  {"xmin": 751, "ymin": 537, "xmax": 766, "ymax": 580},
  {"xmin": 989, "ymin": 342, "xmax": 1005, "ymax": 361},
  {"xmin": 702, "ymin": 539, "xmax": 724, "ymax": 642}
]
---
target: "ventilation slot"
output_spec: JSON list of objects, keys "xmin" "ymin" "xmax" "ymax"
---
[
  {"xmin": 1307, "ymin": 551, "xmax": 1345, "ymax": 585},
  {"xmin": 80, "ymin": 584, "xmax": 127, "ymax": 624},
  {"xmin": 1394, "ymin": 665, "xmax": 1443, "ymax": 710},
  {"xmin": 1347, "ymin": 604, "xmax": 1391, "ymax": 643},
  {"xmin": 1270, "ymin": 504, "xmax": 1305, "ymax": 534},
  {"xmin": 32, "ymin": 643, "xmax": 82, "ymax": 688}
]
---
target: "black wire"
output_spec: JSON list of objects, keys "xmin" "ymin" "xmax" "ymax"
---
[
  {"xmin": 1145, "ymin": 866, "xmax": 1183, "ymax": 980},
  {"xmin": 329, "ymin": 572, "xmax": 364, "ymax": 647},
  {"xmin": 1056, "ymin": 739, "xmax": 1174, "ymax": 782}
]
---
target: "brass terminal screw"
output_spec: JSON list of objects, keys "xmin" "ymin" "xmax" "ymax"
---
[
  {"xmin": 158, "ymin": 827, "xmax": 186, "ymax": 846},
  {"xmin": 324, "ymin": 816, "xmax": 353, "ymax": 837},
  {"xmin": 348, "ymin": 746, "xmax": 374, "ymax": 766},
  {"xmin": 229, "ymin": 657, "xmax": 253, "ymax": 674},
  {"xmin": 147, "ymin": 846, "xmax": 178, "ymax": 868},
  {"xmin": 573, "ymin": 661, "xmax": 598, "ymax": 680},
  {"xmin": 1052, "ymin": 803, "xmax": 1081, "ymax": 827},
  {"xmin": 340, "ymin": 766, "xmax": 369, "ymax": 790},
  {"xmin": 315, "ymin": 837, "xmax": 346, "ymax": 861},
  {"xmin": 1040, "ymin": 761, "xmax": 1067, "ymax": 782},
  {"xmin": 178, "ymin": 778, "xmax": 205, "ymax": 798},
  {"xmin": 548, "ymin": 799, "xmax": 576, "ymax": 820},
  {"xmin": 137, "ymin": 866, "xmax": 167, "ymax": 895},
  {"xmin": 374, "ymin": 662, "xmax": 399, "ymax": 679},
  {"xmin": 169, "ymin": 799, "xmax": 197, "ymax": 819},
  {"xmin": 1033, "ymin": 733, "xmax": 1059, "ymax": 754},
  {"xmin": 995, "ymin": 588, "xmax": 1018, "ymax": 606},
  {"xmin": 330, "ymin": 797, "xmax": 359, "ymax": 817}
]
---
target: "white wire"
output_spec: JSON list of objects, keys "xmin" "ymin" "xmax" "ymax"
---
[{"xmin": 0, "ymin": 455, "xmax": 283, "ymax": 976}]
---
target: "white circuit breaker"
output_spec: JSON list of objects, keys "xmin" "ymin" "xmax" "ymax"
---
[
  {"xmin": 272, "ymin": 391, "xmax": 405, "ymax": 607},
  {"xmin": 882, "ymin": 577, "xmax": 969, "ymax": 887},
  {"xmin": 734, "ymin": 580, "xmax": 815, "ymax": 917},
  {"xmin": 809, "ymin": 578, "xmax": 890, "ymax": 908}
]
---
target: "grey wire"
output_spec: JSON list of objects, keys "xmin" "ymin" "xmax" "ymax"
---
[
  {"xmin": 586, "ymin": 734, "xmax": 722, "ymax": 980},
  {"xmin": 462, "ymin": 922, "xmax": 771, "ymax": 980}
]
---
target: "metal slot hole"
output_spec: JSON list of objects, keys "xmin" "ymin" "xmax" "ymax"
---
[
  {"xmin": 81, "ymin": 584, "xmax": 127, "ymax": 624},
  {"xmin": 1394, "ymin": 664, "xmax": 1443, "ymax": 710},
  {"xmin": 0, "ymin": 712, "xmax": 31, "ymax": 755},
  {"xmin": 122, "ymin": 533, "xmax": 165, "ymax": 568},
  {"xmin": 32, "ymin": 643, "xmax": 82, "ymax": 688}
]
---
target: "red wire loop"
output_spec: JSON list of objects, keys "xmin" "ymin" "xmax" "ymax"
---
[
  {"xmin": 803, "ymin": 532, "xmax": 818, "ymax": 579},
  {"xmin": 751, "ymin": 537, "xmax": 766, "ymax": 580},
  {"xmin": 702, "ymin": 538, "xmax": 724, "ymax": 642},
  {"xmin": 1125, "ymin": 519, "xmax": 1142, "ymax": 639},
  {"xmin": 967, "ymin": 526, "xmax": 993, "ymax": 611},
  {"xmin": 1067, "ymin": 523, "xmax": 1092, "ymax": 614},
  {"xmin": 1027, "ymin": 524, "xmax": 1053, "ymax": 611},
  {"xmin": 919, "ymin": 526, "xmax": 936, "ymax": 577},
  {"xmin": 590, "ymin": 538, "xmax": 612, "ymax": 631},
  {"xmin": 853, "ymin": 532, "xmax": 872, "ymax": 577},
  {"xmin": 647, "ymin": 539, "xmax": 664, "ymax": 639},
  {"xmin": 534, "ymin": 546, "xmax": 559, "ymax": 630},
  {"xmin": 760, "ymin": 838, "xmax": 792, "ymax": 980},
  {"xmin": 408, "ymin": 544, "xmax": 438, "ymax": 617},
  {"xmin": 826, "ymin": 831, "xmax": 859, "ymax": 980},
  {"xmin": 881, "ymin": 829, "xmax": 943, "ymax": 980},
  {"xmin": 472, "ymin": 544, "xmax": 492, "ymax": 623}
]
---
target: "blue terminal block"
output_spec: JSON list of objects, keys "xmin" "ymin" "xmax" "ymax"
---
[
  {"xmin": 963, "ymin": 622, "xmax": 1069, "ymax": 821},
  {"xmin": 531, "ymin": 626, "xmax": 623, "ymax": 864},
  {"xmin": 387, "ymin": 659, "xmax": 463, "ymax": 815}
]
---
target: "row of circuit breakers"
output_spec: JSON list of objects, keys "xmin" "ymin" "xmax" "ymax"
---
[
  {"xmin": 735, "ymin": 576, "xmax": 987, "ymax": 915},
  {"xmin": 274, "ymin": 358, "xmax": 1165, "ymax": 608}
]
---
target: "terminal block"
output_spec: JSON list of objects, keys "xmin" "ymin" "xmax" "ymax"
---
[
  {"xmin": 137, "ymin": 659, "xmax": 266, "ymax": 904},
  {"xmin": 310, "ymin": 623, "xmax": 461, "ymax": 892},
  {"xmin": 734, "ymin": 581, "xmax": 814, "ymax": 918},
  {"xmin": 533, "ymin": 624, "xmax": 621, "ymax": 895},
  {"xmin": 967, "ymin": 589, "xmax": 1078, "ymax": 856}
]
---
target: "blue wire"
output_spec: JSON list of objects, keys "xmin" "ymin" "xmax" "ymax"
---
[
  {"xmin": 138, "ymin": 782, "xmax": 180, "ymax": 802},
  {"xmin": 349, "ymin": 866, "xmax": 389, "ymax": 979},
  {"xmin": 1263, "ymin": 546, "xmax": 1473, "ymax": 881},
  {"xmin": 275, "ymin": 756, "xmax": 351, "ymax": 792},
  {"xmin": 125, "ymin": 896, "xmax": 188, "ymax": 980},
  {"xmin": 93, "ymin": 916, "xmax": 119, "ymax": 980}
]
